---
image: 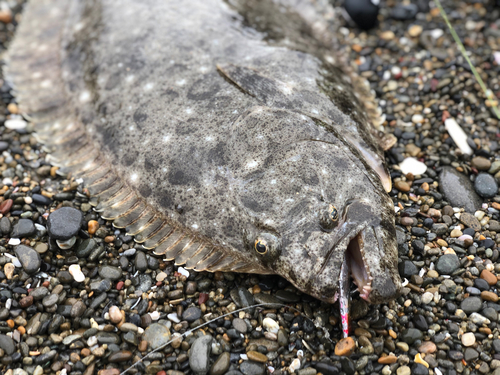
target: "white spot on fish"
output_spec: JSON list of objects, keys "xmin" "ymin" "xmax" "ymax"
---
[
  {"xmin": 163, "ymin": 135, "xmax": 171, "ymax": 142},
  {"xmin": 185, "ymin": 108, "xmax": 193, "ymax": 114},
  {"xmin": 205, "ymin": 136, "xmax": 213, "ymax": 142},
  {"xmin": 192, "ymin": 224, "xmax": 199, "ymax": 229},
  {"xmin": 176, "ymin": 79, "xmax": 186, "ymax": 86},
  {"xmin": 246, "ymin": 160, "xmax": 259, "ymax": 168},
  {"xmin": 199, "ymin": 66, "xmax": 209, "ymax": 73},
  {"xmin": 270, "ymin": 179, "xmax": 276, "ymax": 184},
  {"xmin": 126, "ymin": 75, "xmax": 135, "ymax": 83},
  {"xmin": 40, "ymin": 80, "xmax": 52, "ymax": 88},
  {"xmin": 130, "ymin": 173, "xmax": 138, "ymax": 182},
  {"xmin": 79, "ymin": 90, "xmax": 91, "ymax": 103},
  {"xmin": 144, "ymin": 82, "xmax": 154, "ymax": 91},
  {"xmin": 311, "ymin": 108, "xmax": 319, "ymax": 114}
]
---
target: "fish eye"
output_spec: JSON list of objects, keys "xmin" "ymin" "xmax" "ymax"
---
[
  {"xmin": 329, "ymin": 205, "xmax": 339, "ymax": 222},
  {"xmin": 254, "ymin": 239, "xmax": 268, "ymax": 254},
  {"xmin": 320, "ymin": 204, "xmax": 340, "ymax": 231}
]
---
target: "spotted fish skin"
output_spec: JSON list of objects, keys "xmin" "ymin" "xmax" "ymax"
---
[{"xmin": 7, "ymin": 0, "xmax": 401, "ymax": 303}]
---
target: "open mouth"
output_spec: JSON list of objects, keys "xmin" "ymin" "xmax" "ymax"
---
[{"xmin": 345, "ymin": 233, "xmax": 373, "ymax": 301}]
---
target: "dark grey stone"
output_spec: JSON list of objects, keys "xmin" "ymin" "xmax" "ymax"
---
[
  {"xmin": 47, "ymin": 207, "xmax": 83, "ymax": 240},
  {"xmin": 439, "ymin": 167, "xmax": 482, "ymax": 213},
  {"xmin": 14, "ymin": 244, "xmax": 41, "ymax": 274}
]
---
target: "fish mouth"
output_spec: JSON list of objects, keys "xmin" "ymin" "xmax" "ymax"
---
[{"xmin": 345, "ymin": 232, "xmax": 373, "ymax": 301}]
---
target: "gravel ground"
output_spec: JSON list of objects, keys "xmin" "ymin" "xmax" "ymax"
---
[{"xmin": 1, "ymin": 1, "xmax": 500, "ymax": 375}]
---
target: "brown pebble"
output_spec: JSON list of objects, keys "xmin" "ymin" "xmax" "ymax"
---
[
  {"xmin": 98, "ymin": 370, "xmax": 120, "ymax": 375},
  {"xmin": 104, "ymin": 235, "xmax": 115, "ymax": 243},
  {"xmin": 418, "ymin": 341, "xmax": 437, "ymax": 354},
  {"xmin": 335, "ymin": 337, "xmax": 355, "ymax": 356},
  {"xmin": 108, "ymin": 306, "xmax": 123, "ymax": 324},
  {"xmin": 7, "ymin": 103, "xmax": 18, "ymax": 114},
  {"xmin": 0, "ymin": 199, "xmax": 13, "ymax": 214},
  {"xmin": 481, "ymin": 290, "xmax": 499, "ymax": 302},
  {"xmin": 354, "ymin": 328, "xmax": 372, "ymax": 338},
  {"xmin": 459, "ymin": 212, "xmax": 481, "ymax": 231},
  {"xmin": 247, "ymin": 351, "xmax": 268, "ymax": 363},
  {"xmin": 394, "ymin": 181, "xmax": 410, "ymax": 192},
  {"xmin": 400, "ymin": 217, "xmax": 414, "ymax": 226},
  {"xmin": 138, "ymin": 340, "xmax": 148, "ymax": 352},
  {"xmin": 88, "ymin": 220, "xmax": 99, "ymax": 235},
  {"xmin": 378, "ymin": 355, "xmax": 398, "ymax": 364},
  {"xmin": 19, "ymin": 296, "xmax": 33, "ymax": 308},
  {"xmin": 0, "ymin": 9, "xmax": 12, "ymax": 23},
  {"xmin": 107, "ymin": 350, "xmax": 132, "ymax": 363},
  {"xmin": 471, "ymin": 156, "xmax": 491, "ymax": 171},
  {"xmin": 81, "ymin": 348, "xmax": 91, "ymax": 357},
  {"xmin": 480, "ymin": 269, "xmax": 497, "ymax": 286}
]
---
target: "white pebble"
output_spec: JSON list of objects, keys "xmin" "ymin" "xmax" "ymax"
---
[
  {"xmin": 149, "ymin": 311, "xmax": 160, "ymax": 321},
  {"xmin": 430, "ymin": 29, "xmax": 444, "ymax": 39},
  {"xmin": 34, "ymin": 224, "xmax": 46, "ymax": 235},
  {"xmin": 8, "ymin": 238, "xmax": 20, "ymax": 246},
  {"xmin": 177, "ymin": 267, "xmax": 189, "ymax": 277},
  {"xmin": 461, "ymin": 332, "xmax": 476, "ymax": 347},
  {"xmin": 2, "ymin": 178, "xmax": 12, "ymax": 186},
  {"xmin": 24, "ymin": 197, "xmax": 33, "ymax": 204},
  {"xmin": 469, "ymin": 312, "xmax": 490, "ymax": 325},
  {"xmin": 167, "ymin": 313, "xmax": 180, "ymax": 323},
  {"xmin": 444, "ymin": 118, "xmax": 473, "ymax": 155},
  {"xmin": 399, "ymin": 157, "xmax": 427, "ymax": 175},
  {"xmin": 494, "ymin": 52, "xmax": 500, "ymax": 65},
  {"xmin": 421, "ymin": 292, "xmax": 434, "ymax": 304},
  {"xmin": 411, "ymin": 114, "xmax": 424, "ymax": 124},
  {"xmin": 289, "ymin": 358, "xmax": 301, "ymax": 372},
  {"xmin": 5, "ymin": 118, "xmax": 27, "ymax": 130},
  {"xmin": 87, "ymin": 336, "xmax": 98, "ymax": 346},
  {"xmin": 475, "ymin": 211, "xmax": 485, "ymax": 220},
  {"xmin": 69, "ymin": 264, "xmax": 85, "ymax": 282},
  {"xmin": 434, "ymin": 368, "xmax": 443, "ymax": 375},
  {"xmin": 240, "ymin": 354, "xmax": 248, "ymax": 360},
  {"xmin": 263, "ymin": 317, "xmax": 279, "ymax": 334}
]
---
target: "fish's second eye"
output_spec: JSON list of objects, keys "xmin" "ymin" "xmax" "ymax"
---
[
  {"xmin": 329, "ymin": 205, "xmax": 339, "ymax": 222},
  {"xmin": 254, "ymin": 239, "xmax": 268, "ymax": 254}
]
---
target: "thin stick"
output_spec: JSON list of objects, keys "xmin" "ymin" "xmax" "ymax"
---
[{"xmin": 434, "ymin": 0, "xmax": 500, "ymax": 120}]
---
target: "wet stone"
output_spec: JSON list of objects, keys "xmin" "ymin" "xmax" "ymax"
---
[
  {"xmin": 143, "ymin": 323, "xmax": 171, "ymax": 350},
  {"xmin": 14, "ymin": 245, "xmax": 41, "ymax": 274},
  {"xmin": 475, "ymin": 173, "xmax": 498, "ymax": 198},
  {"xmin": 239, "ymin": 361, "xmax": 265, "ymax": 375},
  {"xmin": 459, "ymin": 212, "xmax": 481, "ymax": 232},
  {"xmin": 47, "ymin": 207, "xmax": 83, "ymax": 240},
  {"xmin": 398, "ymin": 260, "xmax": 418, "ymax": 278},
  {"xmin": 439, "ymin": 167, "xmax": 482, "ymax": 213},
  {"xmin": 189, "ymin": 335, "xmax": 213, "ymax": 374},
  {"xmin": 0, "ymin": 334, "xmax": 15, "ymax": 355},
  {"xmin": 98, "ymin": 266, "xmax": 123, "ymax": 281},
  {"xmin": 210, "ymin": 352, "xmax": 230, "ymax": 375},
  {"xmin": 134, "ymin": 251, "xmax": 148, "ymax": 272},
  {"xmin": 461, "ymin": 296, "xmax": 483, "ymax": 314},
  {"xmin": 0, "ymin": 216, "xmax": 11, "ymax": 235},
  {"xmin": 75, "ymin": 239, "xmax": 97, "ymax": 258},
  {"xmin": 31, "ymin": 194, "xmax": 52, "ymax": 206},
  {"xmin": 11, "ymin": 219, "xmax": 36, "ymax": 238},
  {"xmin": 183, "ymin": 306, "xmax": 202, "ymax": 322},
  {"xmin": 90, "ymin": 279, "xmax": 112, "ymax": 293},
  {"xmin": 435, "ymin": 254, "xmax": 460, "ymax": 275},
  {"xmin": 232, "ymin": 318, "xmax": 247, "ymax": 333},
  {"xmin": 400, "ymin": 328, "xmax": 423, "ymax": 345},
  {"xmin": 108, "ymin": 350, "xmax": 132, "ymax": 363}
]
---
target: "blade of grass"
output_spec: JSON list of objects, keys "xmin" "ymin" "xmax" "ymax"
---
[{"xmin": 434, "ymin": 0, "xmax": 500, "ymax": 120}]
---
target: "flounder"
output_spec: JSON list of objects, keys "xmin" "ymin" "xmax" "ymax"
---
[{"xmin": 7, "ymin": 0, "xmax": 401, "ymax": 303}]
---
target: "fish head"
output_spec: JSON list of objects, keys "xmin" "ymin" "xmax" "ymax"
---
[{"xmin": 232, "ymin": 107, "xmax": 401, "ymax": 304}]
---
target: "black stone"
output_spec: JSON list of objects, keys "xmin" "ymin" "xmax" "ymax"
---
[
  {"xmin": 47, "ymin": 207, "xmax": 83, "ymax": 240},
  {"xmin": 11, "ymin": 219, "xmax": 36, "ymax": 238},
  {"xmin": 439, "ymin": 167, "xmax": 482, "ymax": 213},
  {"xmin": 14, "ymin": 245, "xmax": 41, "ymax": 274},
  {"xmin": 398, "ymin": 260, "xmax": 418, "ymax": 278},
  {"xmin": 474, "ymin": 173, "xmax": 498, "ymax": 198}
]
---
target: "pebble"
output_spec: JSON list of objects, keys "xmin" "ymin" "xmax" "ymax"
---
[
  {"xmin": 47, "ymin": 207, "xmax": 83, "ymax": 240},
  {"xmin": 14, "ymin": 245, "xmax": 41, "ymax": 274},
  {"xmin": 460, "ymin": 296, "xmax": 483, "ymax": 314},
  {"xmin": 189, "ymin": 335, "xmax": 213, "ymax": 374},
  {"xmin": 399, "ymin": 157, "xmax": 427, "ymax": 175},
  {"xmin": 68, "ymin": 264, "xmax": 85, "ymax": 282},
  {"xmin": 5, "ymin": 118, "xmax": 27, "ymax": 130},
  {"xmin": 435, "ymin": 254, "xmax": 459, "ymax": 275},
  {"xmin": 481, "ymin": 269, "xmax": 497, "ymax": 285},
  {"xmin": 143, "ymin": 324, "xmax": 171, "ymax": 350},
  {"xmin": 240, "ymin": 361, "xmax": 265, "ymax": 375},
  {"xmin": 475, "ymin": 173, "xmax": 498, "ymax": 198},
  {"xmin": 335, "ymin": 337, "xmax": 355, "ymax": 356},
  {"xmin": 439, "ymin": 167, "xmax": 482, "ymax": 213},
  {"xmin": 11, "ymin": 219, "xmax": 36, "ymax": 238},
  {"xmin": 210, "ymin": 352, "xmax": 230, "ymax": 375}
]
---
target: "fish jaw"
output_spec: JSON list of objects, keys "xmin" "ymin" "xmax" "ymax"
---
[{"xmin": 275, "ymin": 200, "xmax": 401, "ymax": 305}]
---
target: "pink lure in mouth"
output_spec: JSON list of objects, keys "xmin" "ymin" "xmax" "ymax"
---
[{"xmin": 346, "ymin": 233, "xmax": 373, "ymax": 301}]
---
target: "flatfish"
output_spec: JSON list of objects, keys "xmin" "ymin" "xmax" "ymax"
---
[{"xmin": 7, "ymin": 0, "xmax": 401, "ymax": 303}]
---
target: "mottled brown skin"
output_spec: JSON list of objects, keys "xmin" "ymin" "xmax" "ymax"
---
[{"xmin": 8, "ymin": 0, "xmax": 401, "ymax": 303}]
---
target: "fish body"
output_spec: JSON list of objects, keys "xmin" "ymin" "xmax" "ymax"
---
[{"xmin": 8, "ymin": 0, "xmax": 401, "ymax": 303}]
